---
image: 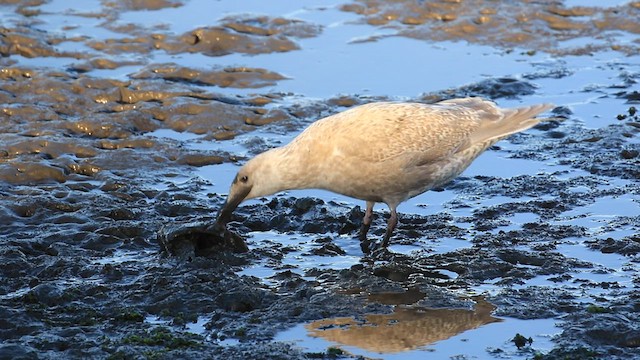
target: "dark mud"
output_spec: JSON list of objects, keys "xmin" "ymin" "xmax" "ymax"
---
[{"xmin": 1, "ymin": 1, "xmax": 640, "ymax": 359}]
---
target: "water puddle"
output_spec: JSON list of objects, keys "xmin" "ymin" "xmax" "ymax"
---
[
  {"xmin": 238, "ymin": 231, "xmax": 362, "ymax": 285},
  {"xmin": 145, "ymin": 314, "xmax": 170, "ymax": 327},
  {"xmin": 303, "ymin": 306, "xmax": 499, "ymax": 353},
  {"xmin": 185, "ymin": 316, "xmax": 209, "ymax": 335},
  {"xmin": 410, "ymin": 236, "xmax": 472, "ymax": 257},
  {"xmin": 476, "ymin": 234, "xmax": 639, "ymax": 303},
  {"xmin": 564, "ymin": 0, "xmax": 633, "ymax": 6},
  {"xmin": 145, "ymin": 314, "xmax": 209, "ymax": 337},
  {"xmin": 0, "ymin": 286, "xmax": 32, "ymax": 301},
  {"xmin": 92, "ymin": 250, "xmax": 157, "ymax": 266},
  {"xmin": 553, "ymin": 193, "xmax": 640, "ymax": 236},
  {"xmin": 488, "ymin": 212, "xmax": 540, "ymax": 234},
  {"xmin": 276, "ymin": 295, "xmax": 559, "ymax": 359},
  {"xmin": 149, "ymin": 173, "xmax": 196, "ymax": 191},
  {"xmin": 127, "ymin": 0, "xmax": 543, "ymax": 98},
  {"xmin": 557, "ymin": 240, "xmax": 637, "ymax": 275},
  {"xmin": 117, "ymin": 0, "xmax": 341, "ymax": 33},
  {"xmin": 148, "ymin": 128, "xmax": 203, "ymax": 142}
]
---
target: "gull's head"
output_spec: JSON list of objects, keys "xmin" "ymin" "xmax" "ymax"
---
[{"xmin": 215, "ymin": 151, "xmax": 281, "ymax": 227}]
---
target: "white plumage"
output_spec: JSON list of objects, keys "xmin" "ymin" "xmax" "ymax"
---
[{"xmin": 216, "ymin": 97, "xmax": 555, "ymax": 253}]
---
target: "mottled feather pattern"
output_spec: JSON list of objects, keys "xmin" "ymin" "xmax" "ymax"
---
[
  {"xmin": 220, "ymin": 97, "xmax": 555, "ymax": 248},
  {"xmin": 292, "ymin": 102, "xmax": 483, "ymax": 165},
  {"xmin": 258, "ymin": 98, "xmax": 554, "ymax": 205}
]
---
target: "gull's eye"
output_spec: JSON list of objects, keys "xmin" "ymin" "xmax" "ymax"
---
[{"xmin": 240, "ymin": 175, "xmax": 249, "ymax": 183}]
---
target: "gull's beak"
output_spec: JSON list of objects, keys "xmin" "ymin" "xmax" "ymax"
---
[{"xmin": 215, "ymin": 185, "xmax": 251, "ymax": 229}]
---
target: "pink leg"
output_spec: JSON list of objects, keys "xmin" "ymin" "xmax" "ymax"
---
[
  {"xmin": 358, "ymin": 201, "xmax": 375, "ymax": 240},
  {"xmin": 359, "ymin": 201, "xmax": 375, "ymax": 252},
  {"xmin": 381, "ymin": 207, "xmax": 397, "ymax": 248}
]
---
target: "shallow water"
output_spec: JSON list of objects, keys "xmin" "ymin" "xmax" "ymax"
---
[
  {"xmin": 238, "ymin": 231, "xmax": 363, "ymax": 282},
  {"xmin": 117, "ymin": 0, "xmax": 542, "ymax": 98},
  {"xmin": 277, "ymin": 316, "xmax": 559, "ymax": 359}
]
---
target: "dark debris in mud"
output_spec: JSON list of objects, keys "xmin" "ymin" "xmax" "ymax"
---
[
  {"xmin": 158, "ymin": 220, "xmax": 249, "ymax": 258},
  {"xmin": 421, "ymin": 77, "xmax": 538, "ymax": 102}
]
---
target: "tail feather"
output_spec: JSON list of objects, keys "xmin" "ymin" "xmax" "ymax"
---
[{"xmin": 469, "ymin": 103, "xmax": 556, "ymax": 146}]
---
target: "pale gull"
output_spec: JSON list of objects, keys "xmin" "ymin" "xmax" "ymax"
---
[{"xmin": 215, "ymin": 97, "xmax": 555, "ymax": 253}]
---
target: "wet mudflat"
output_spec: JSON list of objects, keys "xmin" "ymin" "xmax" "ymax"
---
[{"xmin": 1, "ymin": 0, "xmax": 639, "ymax": 359}]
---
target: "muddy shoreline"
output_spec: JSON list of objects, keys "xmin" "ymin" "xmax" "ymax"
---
[{"xmin": 1, "ymin": 1, "xmax": 640, "ymax": 359}]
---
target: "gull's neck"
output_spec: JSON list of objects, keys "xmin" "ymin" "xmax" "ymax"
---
[{"xmin": 250, "ymin": 145, "xmax": 321, "ymax": 198}]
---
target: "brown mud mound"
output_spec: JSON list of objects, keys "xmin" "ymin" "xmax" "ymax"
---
[
  {"xmin": 341, "ymin": 0, "xmax": 640, "ymax": 55},
  {"xmin": 131, "ymin": 64, "xmax": 288, "ymax": 89},
  {"xmin": 106, "ymin": 0, "xmax": 183, "ymax": 12},
  {"xmin": 91, "ymin": 14, "xmax": 321, "ymax": 57},
  {"xmin": 0, "ymin": 65, "xmax": 307, "ymax": 184},
  {"xmin": 0, "ymin": 25, "xmax": 87, "ymax": 59},
  {"xmin": 158, "ymin": 220, "xmax": 249, "ymax": 258}
]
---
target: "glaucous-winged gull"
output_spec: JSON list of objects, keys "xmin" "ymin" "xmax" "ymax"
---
[{"xmin": 215, "ymin": 97, "xmax": 555, "ymax": 253}]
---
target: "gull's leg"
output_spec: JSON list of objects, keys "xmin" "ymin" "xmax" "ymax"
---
[
  {"xmin": 359, "ymin": 201, "xmax": 375, "ymax": 240},
  {"xmin": 380, "ymin": 207, "xmax": 398, "ymax": 248},
  {"xmin": 359, "ymin": 201, "xmax": 375, "ymax": 253}
]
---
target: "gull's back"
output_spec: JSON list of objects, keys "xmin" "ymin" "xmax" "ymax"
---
[{"xmin": 281, "ymin": 98, "xmax": 554, "ymax": 206}]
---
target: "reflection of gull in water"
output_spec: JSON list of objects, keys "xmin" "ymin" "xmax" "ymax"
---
[
  {"xmin": 305, "ymin": 297, "xmax": 501, "ymax": 354},
  {"xmin": 215, "ymin": 97, "xmax": 554, "ymax": 252}
]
